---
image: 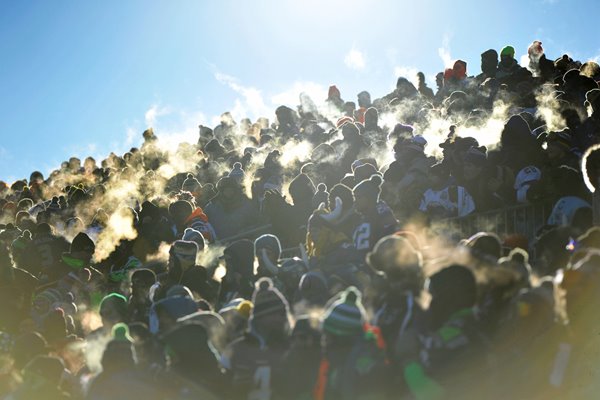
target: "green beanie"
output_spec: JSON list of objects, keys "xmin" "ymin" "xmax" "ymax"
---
[
  {"xmin": 500, "ymin": 46, "xmax": 515, "ymax": 58},
  {"xmin": 322, "ymin": 287, "xmax": 366, "ymax": 336},
  {"xmin": 111, "ymin": 322, "xmax": 133, "ymax": 342}
]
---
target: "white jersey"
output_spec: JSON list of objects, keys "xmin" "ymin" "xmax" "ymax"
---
[
  {"xmin": 419, "ymin": 186, "xmax": 475, "ymax": 218},
  {"xmin": 514, "ymin": 166, "xmax": 542, "ymax": 203}
]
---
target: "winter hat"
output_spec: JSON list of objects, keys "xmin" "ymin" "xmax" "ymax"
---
[
  {"xmin": 501, "ymin": 115, "xmax": 532, "ymax": 148},
  {"xmin": 312, "ymin": 183, "xmax": 329, "ymax": 210},
  {"xmin": 289, "ymin": 173, "xmax": 316, "ymax": 203},
  {"xmin": 292, "ymin": 316, "xmax": 320, "ymax": 340},
  {"xmin": 330, "ymin": 183, "xmax": 354, "ymax": 211},
  {"xmin": 428, "ymin": 264, "xmax": 477, "ymax": 309},
  {"xmin": 500, "ymin": 45, "xmax": 516, "ymax": 58},
  {"xmin": 353, "ymin": 164, "xmax": 379, "ymax": 183},
  {"xmin": 109, "ymin": 256, "xmax": 142, "ymax": 283},
  {"xmin": 170, "ymin": 240, "xmax": 198, "ymax": 269},
  {"xmin": 161, "ymin": 321, "xmax": 220, "ymax": 377},
  {"xmin": 216, "ymin": 176, "xmax": 240, "ymax": 193},
  {"xmin": 341, "ymin": 122, "xmax": 360, "ymax": 140},
  {"xmin": 149, "ymin": 296, "xmax": 199, "ymax": 334},
  {"xmin": 32, "ymin": 288, "xmax": 64, "ymax": 315},
  {"xmin": 11, "ymin": 230, "xmax": 31, "ymax": 254},
  {"xmin": 353, "ymin": 174, "xmax": 383, "ymax": 202},
  {"xmin": 70, "ymin": 232, "xmax": 95, "ymax": 256},
  {"xmin": 545, "ymin": 128, "xmax": 573, "ymax": 151},
  {"xmin": 499, "ymin": 248, "xmax": 532, "ymax": 287},
  {"xmin": 99, "ymin": 293, "xmax": 128, "ymax": 320},
  {"xmin": 223, "ymin": 239, "xmax": 255, "ymax": 278},
  {"xmin": 389, "ymin": 123, "xmax": 415, "ymax": 145},
  {"xmin": 404, "ymin": 135, "xmax": 428, "ymax": 153},
  {"xmin": 482, "ymin": 49, "xmax": 498, "ymax": 62},
  {"xmin": 367, "ymin": 235, "xmax": 424, "ymax": 291},
  {"xmin": 298, "ymin": 271, "xmax": 329, "ymax": 305},
  {"xmin": 204, "ymin": 139, "xmax": 225, "ymax": 157},
  {"xmin": 131, "ymin": 268, "xmax": 157, "ymax": 287},
  {"xmin": 182, "ymin": 228, "xmax": 206, "ymax": 252},
  {"xmin": 466, "ymin": 232, "xmax": 502, "ymax": 262},
  {"xmin": 254, "ymin": 234, "xmax": 282, "ymax": 260},
  {"xmin": 328, "ymin": 85, "xmax": 341, "ymax": 99},
  {"xmin": 181, "ymin": 173, "xmax": 202, "ymax": 193},
  {"xmin": 528, "ymin": 41, "xmax": 544, "ymax": 58},
  {"xmin": 251, "ymin": 277, "xmax": 290, "ymax": 320},
  {"xmin": 219, "ymin": 298, "xmax": 253, "ymax": 320},
  {"xmin": 42, "ymin": 308, "xmax": 68, "ymax": 346},
  {"xmin": 228, "ymin": 162, "xmax": 246, "ymax": 184},
  {"xmin": 321, "ymin": 287, "xmax": 366, "ymax": 336},
  {"xmin": 463, "ymin": 146, "xmax": 487, "ymax": 167},
  {"xmin": 102, "ymin": 323, "xmax": 135, "ymax": 370},
  {"xmin": 168, "ymin": 200, "xmax": 193, "ymax": 221}
]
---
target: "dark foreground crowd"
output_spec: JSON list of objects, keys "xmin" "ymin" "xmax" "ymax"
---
[{"xmin": 1, "ymin": 41, "xmax": 600, "ymax": 399}]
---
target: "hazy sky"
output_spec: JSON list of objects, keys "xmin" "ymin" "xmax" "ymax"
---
[{"xmin": 1, "ymin": 0, "xmax": 598, "ymax": 182}]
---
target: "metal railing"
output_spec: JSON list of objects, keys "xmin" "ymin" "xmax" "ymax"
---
[
  {"xmin": 212, "ymin": 202, "xmax": 555, "ymax": 256},
  {"xmin": 439, "ymin": 202, "xmax": 554, "ymax": 243}
]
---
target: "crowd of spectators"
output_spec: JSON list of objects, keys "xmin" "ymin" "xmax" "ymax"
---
[{"xmin": 1, "ymin": 40, "xmax": 600, "ymax": 399}]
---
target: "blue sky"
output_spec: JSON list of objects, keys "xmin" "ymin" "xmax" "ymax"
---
[{"xmin": 1, "ymin": 0, "xmax": 598, "ymax": 182}]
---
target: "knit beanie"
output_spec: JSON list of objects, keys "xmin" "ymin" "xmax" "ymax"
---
[
  {"xmin": 299, "ymin": 271, "xmax": 329, "ymax": 304},
  {"xmin": 251, "ymin": 277, "xmax": 290, "ymax": 320},
  {"xmin": 219, "ymin": 298, "xmax": 253, "ymax": 320},
  {"xmin": 466, "ymin": 232, "xmax": 502, "ymax": 261},
  {"xmin": 289, "ymin": 173, "xmax": 316, "ymax": 203},
  {"xmin": 182, "ymin": 228, "xmax": 206, "ymax": 252},
  {"xmin": 545, "ymin": 128, "xmax": 573, "ymax": 152},
  {"xmin": 428, "ymin": 265, "xmax": 477, "ymax": 309},
  {"xmin": 109, "ymin": 256, "xmax": 142, "ymax": 283},
  {"xmin": 321, "ymin": 287, "xmax": 366, "ymax": 336},
  {"xmin": 463, "ymin": 146, "xmax": 487, "ymax": 167},
  {"xmin": 11, "ymin": 230, "xmax": 31, "ymax": 254},
  {"xmin": 500, "ymin": 45, "xmax": 515, "ymax": 58},
  {"xmin": 353, "ymin": 164, "xmax": 379, "ymax": 183},
  {"xmin": 403, "ymin": 135, "xmax": 427, "ymax": 153},
  {"xmin": 353, "ymin": 174, "xmax": 383, "ymax": 201},
  {"xmin": 42, "ymin": 308, "xmax": 68, "ymax": 346},
  {"xmin": 170, "ymin": 240, "xmax": 198, "ymax": 269},
  {"xmin": 161, "ymin": 321, "xmax": 218, "ymax": 367},
  {"xmin": 229, "ymin": 162, "xmax": 246, "ymax": 184},
  {"xmin": 131, "ymin": 268, "xmax": 157, "ymax": 287},
  {"xmin": 328, "ymin": 85, "xmax": 341, "ymax": 99},
  {"xmin": 216, "ymin": 176, "xmax": 239, "ymax": 193},
  {"xmin": 99, "ymin": 293, "xmax": 128, "ymax": 320},
  {"xmin": 102, "ymin": 323, "xmax": 136, "ymax": 370},
  {"xmin": 254, "ymin": 234, "xmax": 282, "ymax": 260},
  {"xmin": 223, "ymin": 239, "xmax": 255, "ymax": 278},
  {"xmin": 312, "ymin": 183, "xmax": 329, "ymax": 210},
  {"xmin": 482, "ymin": 49, "xmax": 498, "ymax": 61},
  {"xmin": 367, "ymin": 235, "xmax": 424, "ymax": 290},
  {"xmin": 70, "ymin": 232, "xmax": 95, "ymax": 255},
  {"xmin": 181, "ymin": 173, "xmax": 202, "ymax": 193},
  {"xmin": 32, "ymin": 288, "xmax": 64, "ymax": 317}
]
